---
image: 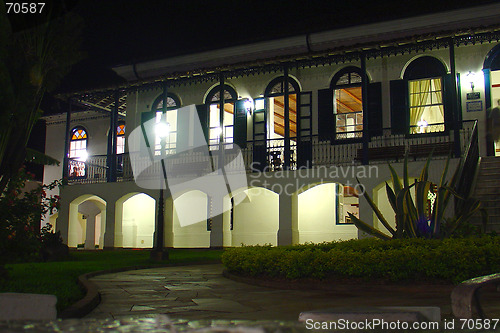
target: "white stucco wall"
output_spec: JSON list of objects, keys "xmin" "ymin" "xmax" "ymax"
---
[
  {"xmin": 230, "ymin": 187, "xmax": 279, "ymax": 246},
  {"xmin": 121, "ymin": 193, "xmax": 155, "ymax": 248}
]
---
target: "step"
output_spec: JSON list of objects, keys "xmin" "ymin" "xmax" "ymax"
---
[
  {"xmin": 475, "ymin": 190, "xmax": 500, "ymax": 197},
  {"xmin": 477, "ymin": 170, "xmax": 500, "ymax": 180}
]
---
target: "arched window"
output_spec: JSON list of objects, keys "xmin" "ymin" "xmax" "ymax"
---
[
  {"xmin": 404, "ymin": 56, "xmax": 447, "ymax": 134},
  {"xmin": 69, "ymin": 126, "xmax": 88, "ymax": 159},
  {"xmin": 116, "ymin": 122, "xmax": 125, "ymax": 154},
  {"xmin": 264, "ymin": 76, "xmax": 300, "ymax": 139},
  {"xmin": 68, "ymin": 126, "xmax": 88, "ymax": 178},
  {"xmin": 151, "ymin": 93, "xmax": 180, "ymax": 155},
  {"xmin": 331, "ymin": 67, "xmax": 364, "ymax": 139},
  {"xmin": 205, "ymin": 84, "xmax": 237, "ymax": 147}
]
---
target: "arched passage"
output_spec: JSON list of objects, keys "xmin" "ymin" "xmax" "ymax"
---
[
  {"xmin": 115, "ymin": 193, "xmax": 155, "ymax": 248},
  {"xmin": 171, "ymin": 190, "xmax": 210, "ymax": 248},
  {"xmin": 228, "ymin": 187, "xmax": 279, "ymax": 246},
  {"xmin": 293, "ymin": 183, "xmax": 358, "ymax": 244},
  {"xmin": 68, "ymin": 194, "xmax": 106, "ymax": 248}
]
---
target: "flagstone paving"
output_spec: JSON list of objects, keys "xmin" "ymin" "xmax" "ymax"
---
[{"xmin": 87, "ymin": 264, "xmax": 500, "ymax": 322}]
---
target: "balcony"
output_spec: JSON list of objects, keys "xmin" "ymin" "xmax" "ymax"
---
[{"xmin": 66, "ymin": 120, "xmax": 476, "ymax": 185}]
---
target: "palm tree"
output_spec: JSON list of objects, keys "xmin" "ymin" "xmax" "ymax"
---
[{"xmin": 0, "ymin": 3, "xmax": 83, "ymax": 193}]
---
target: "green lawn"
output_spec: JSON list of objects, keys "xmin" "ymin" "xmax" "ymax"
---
[{"xmin": 0, "ymin": 249, "xmax": 223, "ymax": 313}]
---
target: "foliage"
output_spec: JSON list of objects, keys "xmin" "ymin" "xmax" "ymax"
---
[
  {"xmin": 0, "ymin": 3, "xmax": 83, "ymax": 194},
  {"xmin": 348, "ymin": 153, "xmax": 482, "ymax": 240},
  {"xmin": 0, "ymin": 166, "xmax": 63, "ymax": 266},
  {"xmin": 221, "ymin": 237, "xmax": 500, "ymax": 284},
  {"xmin": 0, "ymin": 249, "xmax": 223, "ymax": 312}
]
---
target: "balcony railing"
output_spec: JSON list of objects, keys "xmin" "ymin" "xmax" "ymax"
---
[{"xmin": 67, "ymin": 120, "xmax": 476, "ymax": 185}]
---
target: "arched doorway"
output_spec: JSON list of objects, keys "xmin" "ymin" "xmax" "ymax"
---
[{"xmin": 68, "ymin": 195, "xmax": 106, "ymax": 249}]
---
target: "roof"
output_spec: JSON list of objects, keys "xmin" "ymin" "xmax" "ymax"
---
[{"xmin": 52, "ymin": 2, "xmax": 500, "ymax": 117}]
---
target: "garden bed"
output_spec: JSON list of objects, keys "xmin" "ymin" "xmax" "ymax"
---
[{"xmin": 221, "ymin": 237, "xmax": 500, "ymax": 284}]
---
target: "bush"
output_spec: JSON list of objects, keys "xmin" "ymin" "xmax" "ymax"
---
[
  {"xmin": 221, "ymin": 236, "xmax": 500, "ymax": 284},
  {"xmin": 0, "ymin": 167, "xmax": 62, "ymax": 266}
]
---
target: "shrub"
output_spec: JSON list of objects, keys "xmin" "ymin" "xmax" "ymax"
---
[
  {"xmin": 0, "ymin": 167, "xmax": 63, "ymax": 266},
  {"xmin": 221, "ymin": 236, "xmax": 500, "ymax": 284}
]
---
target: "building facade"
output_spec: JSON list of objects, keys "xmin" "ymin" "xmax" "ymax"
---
[{"xmin": 43, "ymin": 4, "xmax": 500, "ymax": 249}]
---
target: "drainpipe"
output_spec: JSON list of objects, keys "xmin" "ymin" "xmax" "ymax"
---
[
  {"xmin": 284, "ymin": 65, "xmax": 291, "ymax": 169},
  {"xmin": 449, "ymin": 38, "xmax": 461, "ymax": 158},
  {"xmin": 361, "ymin": 53, "xmax": 369, "ymax": 165},
  {"xmin": 62, "ymin": 99, "xmax": 72, "ymax": 180}
]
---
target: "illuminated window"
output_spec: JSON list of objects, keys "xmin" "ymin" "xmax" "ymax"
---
[
  {"xmin": 69, "ymin": 126, "xmax": 87, "ymax": 159},
  {"xmin": 404, "ymin": 56, "xmax": 447, "ymax": 134},
  {"xmin": 69, "ymin": 126, "xmax": 87, "ymax": 178},
  {"xmin": 116, "ymin": 123, "xmax": 125, "ymax": 154},
  {"xmin": 331, "ymin": 67, "xmax": 364, "ymax": 139},
  {"xmin": 264, "ymin": 76, "xmax": 300, "ymax": 140},
  {"xmin": 151, "ymin": 93, "xmax": 180, "ymax": 155},
  {"xmin": 205, "ymin": 85, "xmax": 237, "ymax": 148},
  {"xmin": 409, "ymin": 78, "xmax": 444, "ymax": 134}
]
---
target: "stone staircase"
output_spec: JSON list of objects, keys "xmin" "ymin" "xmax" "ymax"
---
[{"xmin": 472, "ymin": 156, "xmax": 500, "ymax": 232}]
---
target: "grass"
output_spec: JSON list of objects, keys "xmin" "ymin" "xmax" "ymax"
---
[{"xmin": 0, "ymin": 249, "xmax": 223, "ymax": 313}]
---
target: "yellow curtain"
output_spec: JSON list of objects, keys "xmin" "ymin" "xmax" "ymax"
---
[
  {"xmin": 433, "ymin": 78, "xmax": 444, "ymax": 119},
  {"xmin": 409, "ymin": 79, "xmax": 431, "ymax": 132}
]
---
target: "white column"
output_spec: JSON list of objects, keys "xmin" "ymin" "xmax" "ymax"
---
[
  {"xmin": 209, "ymin": 196, "xmax": 223, "ymax": 248},
  {"xmin": 103, "ymin": 202, "xmax": 116, "ymax": 248},
  {"xmin": 278, "ymin": 193, "xmax": 293, "ymax": 245},
  {"xmin": 84, "ymin": 213, "xmax": 96, "ymax": 250}
]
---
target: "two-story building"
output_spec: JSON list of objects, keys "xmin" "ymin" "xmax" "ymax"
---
[{"xmin": 43, "ymin": 3, "xmax": 500, "ymax": 249}]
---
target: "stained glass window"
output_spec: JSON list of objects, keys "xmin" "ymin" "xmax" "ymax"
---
[
  {"xmin": 69, "ymin": 126, "xmax": 88, "ymax": 159},
  {"xmin": 116, "ymin": 123, "xmax": 125, "ymax": 154}
]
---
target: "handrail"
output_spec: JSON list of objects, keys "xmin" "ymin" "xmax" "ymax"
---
[{"xmin": 455, "ymin": 119, "xmax": 479, "ymax": 201}]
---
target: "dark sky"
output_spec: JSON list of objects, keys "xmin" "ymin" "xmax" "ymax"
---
[{"xmin": 50, "ymin": 0, "xmax": 499, "ymax": 92}]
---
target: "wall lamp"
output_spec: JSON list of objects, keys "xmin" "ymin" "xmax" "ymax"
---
[
  {"xmin": 466, "ymin": 71, "xmax": 476, "ymax": 91},
  {"xmin": 243, "ymin": 98, "xmax": 254, "ymax": 115}
]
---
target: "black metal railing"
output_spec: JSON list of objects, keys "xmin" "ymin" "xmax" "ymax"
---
[
  {"xmin": 455, "ymin": 119, "xmax": 479, "ymax": 200},
  {"xmin": 67, "ymin": 120, "xmax": 477, "ymax": 184}
]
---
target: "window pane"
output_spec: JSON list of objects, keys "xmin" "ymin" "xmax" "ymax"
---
[
  {"xmin": 334, "ymin": 86, "xmax": 363, "ymax": 138},
  {"xmin": 409, "ymin": 78, "xmax": 444, "ymax": 133}
]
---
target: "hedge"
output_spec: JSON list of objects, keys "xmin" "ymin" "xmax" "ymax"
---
[{"xmin": 221, "ymin": 236, "xmax": 500, "ymax": 284}]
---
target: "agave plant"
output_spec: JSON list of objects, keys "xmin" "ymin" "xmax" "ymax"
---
[{"xmin": 348, "ymin": 153, "xmax": 483, "ymax": 240}]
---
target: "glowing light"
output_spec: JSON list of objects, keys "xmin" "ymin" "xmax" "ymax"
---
[
  {"xmin": 155, "ymin": 122, "xmax": 170, "ymax": 138},
  {"xmin": 243, "ymin": 98, "xmax": 254, "ymax": 114},
  {"xmin": 77, "ymin": 150, "xmax": 88, "ymax": 162}
]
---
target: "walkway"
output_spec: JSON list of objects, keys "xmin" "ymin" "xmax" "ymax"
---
[{"xmin": 86, "ymin": 264, "xmax": 497, "ymax": 321}]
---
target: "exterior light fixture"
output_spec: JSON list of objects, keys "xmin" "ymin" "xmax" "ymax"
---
[
  {"xmin": 417, "ymin": 119, "xmax": 428, "ymax": 133},
  {"xmin": 155, "ymin": 122, "xmax": 170, "ymax": 138},
  {"xmin": 467, "ymin": 71, "xmax": 476, "ymax": 91},
  {"xmin": 77, "ymin": 150, "xmax": 88, "ymax": 162},
  {"xmin": 243, "ymin": 98, "xmax": 254, "ymax": 115}
]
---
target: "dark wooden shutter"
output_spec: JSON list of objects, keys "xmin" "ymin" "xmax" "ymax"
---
[
  {"xmin": 297, "ymin": 91, "xmax": 312, "ymax": 168},
  {"xmin": 195, "ymin": 104, "xmax": 209, "ymax": 145},
  {"xmin": 234, "ymin": 99, "xmax": 247, "ymax": 149},
  {"xmin": 140, "ymin": 111, "xmax": 156, "ymax": 156},
  {"xmin": 176, "ymin": 106, "xmax": 190, "ymax": 151},
  {"xmin": 252, "ymin": 97, "xmax": 267, "ymax": 171},
  {"xmin": 443, "ymin": 73, "xmax": 456, "ymax": 130},
  {"xmin": 317, "ymin": 88, "xmax": 334, "ymax": 141},
  {"xmin": 390, "ymin": 79, "xmax": 409, "ymax": 135},
  {"xmin": 367, "ymin": 82, "xmax": 383, "ymax": 137}
]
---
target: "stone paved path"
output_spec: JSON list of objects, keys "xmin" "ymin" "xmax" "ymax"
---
[{"xmin": 86, "ymin": 264, "xmax": 499, "ymax": 321}]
